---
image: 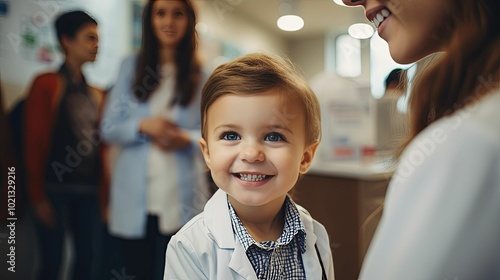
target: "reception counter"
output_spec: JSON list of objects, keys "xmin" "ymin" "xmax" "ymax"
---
[{"xmin": 293, "ymin": 158, "xmax": 395, "ymax": 280}]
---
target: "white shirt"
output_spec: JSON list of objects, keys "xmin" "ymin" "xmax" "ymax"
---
[
  {"xmin": 360, "ymin": 91, "xmax": 500, "ymax": 280},
  {"xmin": 147, "ymin": 63, "xmax": 181, "ymax": 233}
]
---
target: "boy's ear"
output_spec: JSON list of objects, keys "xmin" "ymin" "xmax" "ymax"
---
[
  {"xmin": 299, "ymin": 141, "xmax": 319, "ymax": 174},
  {"xmin": 199, "ymin": 138, "xmax": 211, "ymax": 169}
]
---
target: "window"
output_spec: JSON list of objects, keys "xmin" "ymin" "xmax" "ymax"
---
[
  {"xmin": 369, "ymin": 32, "xmax": 413, "ymax": 99},
  {"xmin": 335, "ymin": 34, "xmax": 361, "ymax": 78}
]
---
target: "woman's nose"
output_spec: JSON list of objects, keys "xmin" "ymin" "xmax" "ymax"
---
[
  {"xmin": 165, "ymin": 14, "xmax": 175, "ymax": 26},
  {"xmin": 342, "ymin": 0, "xmax": 365, "ymax": 6}
]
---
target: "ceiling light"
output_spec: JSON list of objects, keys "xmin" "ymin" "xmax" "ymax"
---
[
  {"xmin": 333, "ymin": 0, "xmax": 347, "ymax": 7},
  {"xmin": 277, "ymin": 1, "xmax": 304, "ymax": 32},
  {"xmin": 277, "ymin": 15, "xmax": 304, "ymax": 31},
  {"xmin": 348, "ymin": 23, "xmax": 374, "ymax": 39}
]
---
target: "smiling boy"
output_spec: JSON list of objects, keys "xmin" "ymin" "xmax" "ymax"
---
[{"xmin": 164, "ymin": 53, "xmax": 334, "ymax": 279}]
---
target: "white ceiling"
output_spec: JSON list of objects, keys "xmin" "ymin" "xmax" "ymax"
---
[{"xmin": 227, "ymin": 0, "xmax": 370, "ymax": 39}]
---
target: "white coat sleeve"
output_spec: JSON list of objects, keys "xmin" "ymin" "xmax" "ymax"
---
[{"xmin": 359, "ymin": 120, "xmax": 500, "ymax": 280}]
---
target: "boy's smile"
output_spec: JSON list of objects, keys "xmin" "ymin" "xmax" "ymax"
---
[{"xmin": 200, "ymin": 89, "xmax": 317, "ymax": 210}]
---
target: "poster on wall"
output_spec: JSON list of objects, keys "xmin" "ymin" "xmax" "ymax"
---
[{"xmin": 18, "ymin": 13, "xmax": 57, "ymax": 63}]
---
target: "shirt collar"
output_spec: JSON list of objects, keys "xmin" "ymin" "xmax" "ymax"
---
[
  {"xmin": 58, "ymin": 63, "xmax": 87, "ymax": 88},
  {"xmin": 228, "ymin": 196, "xmax": 306, "ymax": 254}
]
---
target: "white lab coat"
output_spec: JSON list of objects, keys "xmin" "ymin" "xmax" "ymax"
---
[
  {"xmin": 165, "ymin": 189, "xmax": 335, "ymax": 280},
  {"xmin": 359, "ymin": 91, "xmax": 500, "ymax": 280}
]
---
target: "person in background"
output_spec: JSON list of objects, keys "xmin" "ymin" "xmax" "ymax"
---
[
  {"xmin": 100, "ymin": 0, "xmax": 208, "ymax": 279},
  {"xmin": 0, "ymin": 81, "xmax": 16, "ymax": 228},
  {"xmin": 384, "ymin": 68, "xmax": 405, "ymax": 96},
  {"xmin": 24, "ymin": 10, "xmax": 109, "ymax": 280},
  {"xmin": 165, "ymin": 53, "xmax": 335, "ymax": 280},
  {"xmin": 1, "ymin": 80, "xmax": 17, "ymax": 218},
  {"xmin": 375, "ymin": 68, "xmax": 407, "ymax": 153},
  {"xmin": 342, "ymin": 0, "xmax": 500, "ymax": 279}
]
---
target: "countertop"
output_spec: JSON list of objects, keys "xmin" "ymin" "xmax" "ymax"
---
[{"xmin": 308, "ymin": 157, "xmax": 395, "ymax": 181}]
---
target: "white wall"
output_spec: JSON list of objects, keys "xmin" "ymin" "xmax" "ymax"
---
[
  {"xmin": 194, "ymin": 0, "xmax": 287, "ymax": 70},
  {"xmin": 288, "ymin": 35, "xmax": 325, "ymax": 81},
  {"xmin": 286, "ymin": 30, "xmax": 372, "ymax": 85}
]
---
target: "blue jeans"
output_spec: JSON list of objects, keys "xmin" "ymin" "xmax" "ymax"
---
[{"xmin": 35, "ymin": 191, "xmax": 100, "ymax": 280}]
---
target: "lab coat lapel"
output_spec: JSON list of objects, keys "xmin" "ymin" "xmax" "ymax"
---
[
  {"xmin": 206, "ymin": 190, "xmax": 258, "ymax": 279},
  {"xmin": 301, "ymin": 211, "xmax": 323, "ymax": 279},
  {"xmin": 228, "ymin": 242, "xmax": 258, "ymax": 280},
  {"xmin": 204, "ymin": 189, "xmax": 235, "ymax": 248}
]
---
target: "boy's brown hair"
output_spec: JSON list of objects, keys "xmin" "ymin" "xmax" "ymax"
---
[{"xmin": 201, "ymin": 52, "xmax": 321, "ymax": 146}]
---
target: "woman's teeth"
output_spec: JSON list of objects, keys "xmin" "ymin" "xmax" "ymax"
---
[
  {"xmin": 373, "ymin": 8, "xmax": 391, "ymax": 28},
  {"xmin": 239, "ymin": 174, "xmax": 268, "ymax": 182}
]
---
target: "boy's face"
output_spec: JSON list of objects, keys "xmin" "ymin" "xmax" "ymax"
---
[
  {"xmin": 200, "ymin": 90, "xmax": 318, "ymax": 209},
  {"xmin": 62, "ymin": 23, "xmax": 98, "ymax": 64}
]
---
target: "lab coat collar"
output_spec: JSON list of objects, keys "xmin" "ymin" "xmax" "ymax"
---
[
  {"xmin": 204, "ymin": 190, "xmax": 257, "ymax": 279},
  {"xmin": 203, "ymin": 189, "xmax": 236, "ymax": 249},
  {"xmin": 204, "ymin": 189, "xmax": 323, "ymax": 279},
  {"xmin": 229, "ymin": 241, "xmax": 259, "ymax": 280},
  {"xmin": 302, "ymin": 218, "xmax": 321, "ymax": 278}
]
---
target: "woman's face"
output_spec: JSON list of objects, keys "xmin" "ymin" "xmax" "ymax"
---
[
  {"xmin": 342, "ymin": 0, "xmax": 450, "ymax": 64},
  {"xmin": 151, "ymin": 0, "xmax": 189, "ymax": 49}
]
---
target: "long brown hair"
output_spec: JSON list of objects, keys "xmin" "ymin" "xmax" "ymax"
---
[
  {"xmin": 398, "ymin": 0, "xmax": 500, "ymax": 157},
  {"xmin": 132, "ymin": 0, "xmax": 201, "ymax": 107}
]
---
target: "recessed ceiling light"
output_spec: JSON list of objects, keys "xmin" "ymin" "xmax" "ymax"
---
[
  {"xmin": 277, "ymin": 15, "xmax": 304, "ymax": 32},
  {"xmin": 333, "ymin": 0, "xmax": 347, "ymax": 7}
]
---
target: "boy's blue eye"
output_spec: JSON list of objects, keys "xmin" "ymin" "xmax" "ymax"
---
[
  {"xmin": 265, "ymin": 132, "xmax": 285, "ymax": 142},
  {"xmin": 221, "ymin": 131, "xmax": 240, "ymax": 141}
]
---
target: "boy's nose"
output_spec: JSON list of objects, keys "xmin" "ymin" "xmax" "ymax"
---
[
  {"xmin": 241, "ymin": 143, "xmax": 265, "ymax": 163},
  {"xmin": 342, "ymin": 0, "xmax": 365, "ymax": 6}
]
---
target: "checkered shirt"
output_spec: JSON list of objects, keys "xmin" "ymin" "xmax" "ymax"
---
[{"xmin": 228, "ymin": 196, "xmax": 307, "ymax": 280}]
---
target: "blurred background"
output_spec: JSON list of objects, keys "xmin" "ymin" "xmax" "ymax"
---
[{"xmin": 0, "ymin": 0, "xmax": 413, "ymax": 108}]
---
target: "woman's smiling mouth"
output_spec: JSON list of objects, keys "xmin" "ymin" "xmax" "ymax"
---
[{"xmin": 372, "ymin": 8, "xmax": 391, "ymax": 29}]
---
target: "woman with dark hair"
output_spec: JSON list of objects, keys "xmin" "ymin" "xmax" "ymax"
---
[
  {"xmin": 342, "ymin": 0, "xmax": 500, "ymax": 279},
  {"xmin": 101, "ymin": 1, "xmax": 208, "ymax": 279}
]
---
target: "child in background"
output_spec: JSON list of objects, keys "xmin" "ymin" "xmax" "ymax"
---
[{"xmin": 165, "ymin": 53, "xmax": 335, "ymax": 280}]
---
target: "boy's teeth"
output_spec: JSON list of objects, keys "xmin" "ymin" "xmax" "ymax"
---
[{"xmin": 239, "ymin": 174, "xmax": 267, "ymax": 182}]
